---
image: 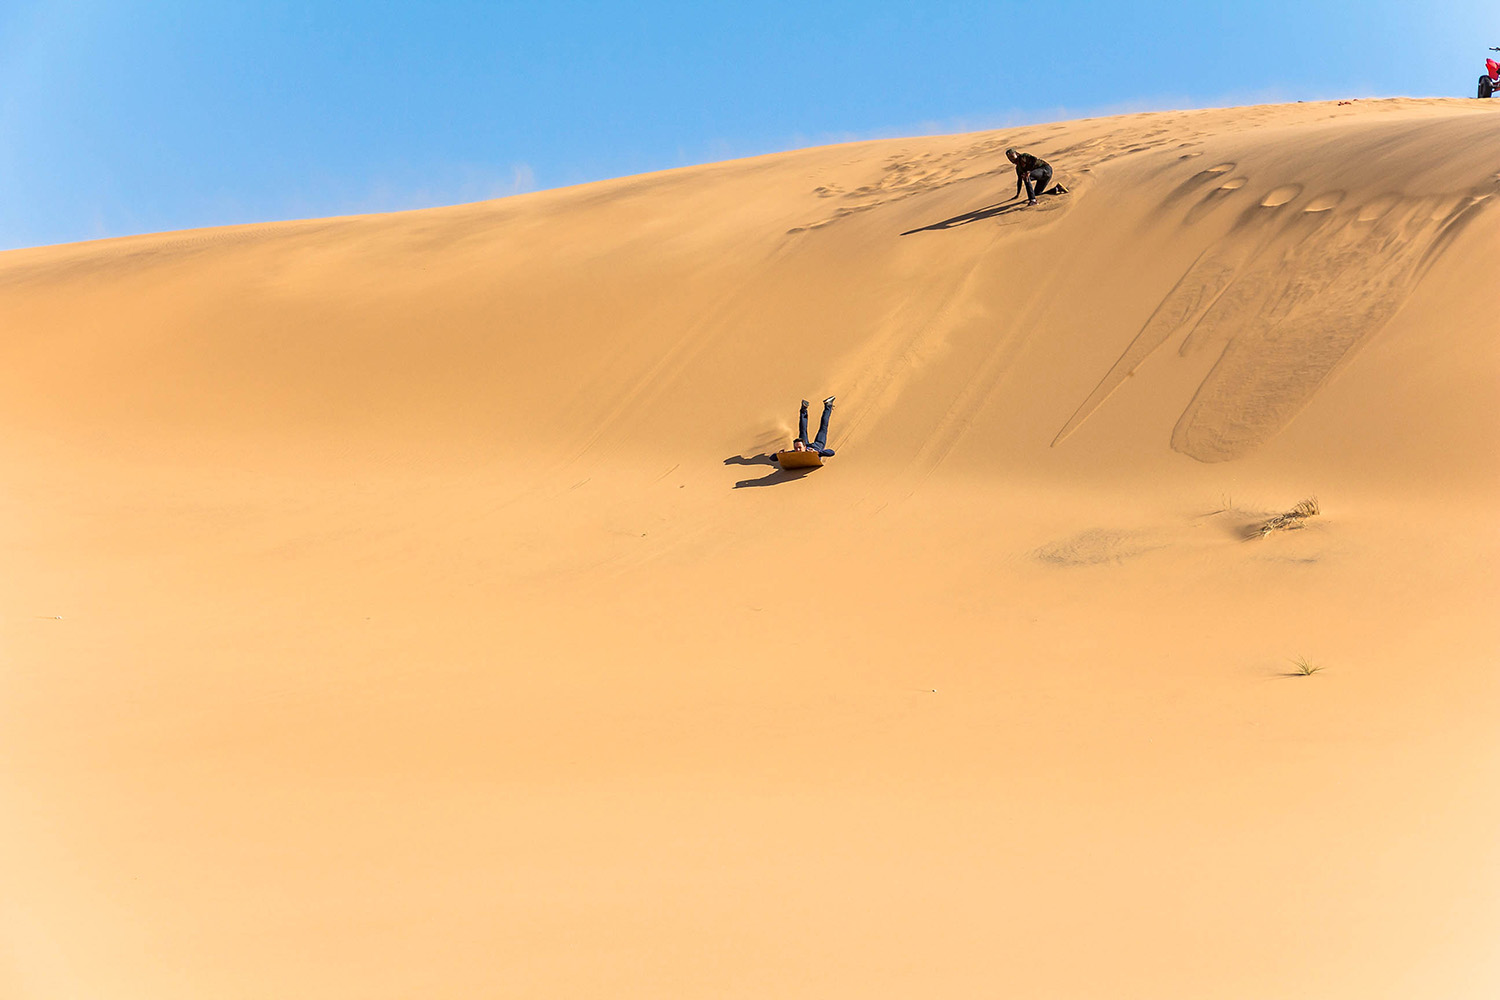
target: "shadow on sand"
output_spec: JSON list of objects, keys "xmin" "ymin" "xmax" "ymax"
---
[
  {"xmin": 900, "ymin": 197, "xmax": 1034, "ymax": 235},
  {"xmin": 724, "ymin": 453, "xmax": 820, "ymax": 489}
]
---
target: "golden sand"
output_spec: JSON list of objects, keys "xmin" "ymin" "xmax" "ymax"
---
[{"xmin": 3, "ymin": 98, "xmax": 1498, "ymax": 999}]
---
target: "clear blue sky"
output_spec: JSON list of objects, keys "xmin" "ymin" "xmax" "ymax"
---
[{"xmin": 1, "ymin": 1, "xmax": 1493, "ymax": 250}]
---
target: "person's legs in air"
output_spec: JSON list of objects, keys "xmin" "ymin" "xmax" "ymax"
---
[
  {"xmin": 797, "ymin": 399, "xmax": 811, "ymax": 447},
  {"xmin": 812, "ymin": 396, "xmax": 836, "ymax": 456}
]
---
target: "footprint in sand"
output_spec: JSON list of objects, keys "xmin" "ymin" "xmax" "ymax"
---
[
  {"xmin": 1162, "ymin": 162, "xmax": 1239, "ymax": 209},
  {"xmin": 1056, "ymin": 186, "xmax": 1494, "ymax": 461},
  {"xmin": 1182, "ymin": 176, "xmax": 1251, "ymax": 224},
  {"xmin": 1303, "ymin": 191, "xmax": 1345, "ymax": 213},
  {"xmin": 1425, "ymin": 194, "xmax": 1471, "ymax": 222},
  {"xmin": 1356, "ymin": 194, "xmax": 1400, "ymax": 222},
  {"xmin": 1260, "ymin": 184, "xmax": 1302, "ymax": 207}
]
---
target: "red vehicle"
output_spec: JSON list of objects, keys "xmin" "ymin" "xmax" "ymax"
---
[{"xmin": 1481, "ymin": 48, "xmax": 1500, "ymax": 98}]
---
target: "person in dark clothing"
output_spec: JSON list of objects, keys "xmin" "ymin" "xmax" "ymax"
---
[
  {"xmin": 1006, "ymin": 147, "xmax": 1053, "ymax": 206},
  {"xmin": 790, "ymin": 396, "xmax": 837, "ymax": 457}
]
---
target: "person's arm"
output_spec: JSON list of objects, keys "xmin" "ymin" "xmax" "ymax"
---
[{"xmin": 1014, "ymin": 163, "xmax": 1024, "ymax": 199}]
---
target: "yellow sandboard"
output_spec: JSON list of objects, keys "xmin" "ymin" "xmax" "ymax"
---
[{"xmin": 776, "ymin": 449, "xmax": 825, "ymax": 470}]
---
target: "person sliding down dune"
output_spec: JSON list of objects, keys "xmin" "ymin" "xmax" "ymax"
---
[
  {"xmin": 788, "ymin": 396, "xmax": 837, "ymax": 457},
  {"xmin": 1006, "ymin": 147, "xmax": 1065, "ymax": 206}
]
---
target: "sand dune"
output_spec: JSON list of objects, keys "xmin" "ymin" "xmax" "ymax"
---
[{"xmin": 2, "ymin": 98, "xmax": 1498, "ymax": 999}]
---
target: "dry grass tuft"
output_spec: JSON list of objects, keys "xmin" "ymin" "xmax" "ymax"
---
[
  {"xmin": 1290, "ymin": 656, "xmax": 1323, "ymax": 676},
  {"xmin": 1257, "ymin": 497, "xmax": 1319, "ymax": 537}
]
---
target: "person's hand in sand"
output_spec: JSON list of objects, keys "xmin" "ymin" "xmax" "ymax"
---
[
  {"xmin": 789, "ymin": 396, "xmax": 837, "ymax": 457},
  {"xmin": 1006, "ymin": 147, "xmax": 1055, "ymax": 206}
]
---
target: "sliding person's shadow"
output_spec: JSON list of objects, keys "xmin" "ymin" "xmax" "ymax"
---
[
  {"xmin": 724, "ymin": 452, "xmax": 819, "ymax": 489},
  {"xmin": 899, "ymin": 198, "xmax": 1034, "ymax": 235}
]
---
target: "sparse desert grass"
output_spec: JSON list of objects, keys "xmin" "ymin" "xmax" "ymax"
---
[
  {"xmin": 1290, "ymin": 656, "xmax": 1323, "ymax": 676},
  {"xmin": 1257, "ymin": 497, "xmax": 1319, "ymax": 537}
]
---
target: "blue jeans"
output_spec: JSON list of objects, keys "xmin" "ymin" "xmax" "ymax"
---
[
  {"xmin": 798, "ymin": 401, "xmax": 836, "ymax": 456},
  {"xmin": 1024, "ymin": 165, "xmax": 1052, "ymax": 201}
]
